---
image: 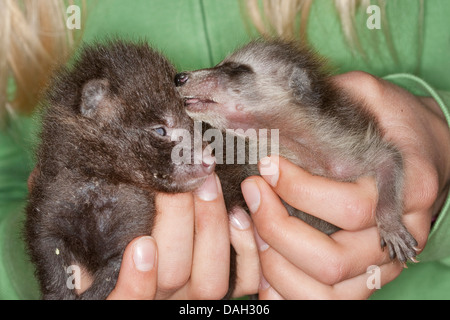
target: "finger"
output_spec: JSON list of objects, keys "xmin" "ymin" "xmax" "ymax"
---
[
  {"xmin": 259, "ymin": 156, "xmax": 378, "ymax": 231},
  {"xmin": 259, "ymin": 287, "xmax": 284, "ymax": 300},
  {"xmin": 229, "ymin": 207, "xmax": 260, "ymax": 298},
  {"xmin": 243, "ymin": 177, "xmax": 391, "ymax": 285},
  {"xmin": 258, "ymin": 235, "xmax": 403, "ymax": 300},
  {"xmin": 107, "ymin": 236, "xmax": 158, "ymax": 300},
  {"xmin": 183, "ymin": 174, "xmax": 231, "ymax": 300},
  {"xmin": 153, "ymin": 192, "xmax": 195, "ymax": 298},
  {"xmin": 333, "ymin": 260, "xmax": 403, "ymax": 299},
  {"xmin": 258, "ymin": 274, "xmax": 284, "ymax": 300},
  {"xmin": 259, "ymin": 244, "xmax": 332, "ymax": 300},
  {"xmin": 402, "ymin": 208, "xmax": 431, "ymax": 254}
]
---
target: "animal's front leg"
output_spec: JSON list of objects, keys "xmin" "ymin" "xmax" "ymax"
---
[{"xmin": 375, "ymin": 153, "xmax": 418, "ymax": 263}]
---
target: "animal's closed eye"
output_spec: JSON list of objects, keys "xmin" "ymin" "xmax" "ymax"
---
[
  {"xmin": 227, "ymin": 62, "xmax": 243, "ymax": 69},
  {"xmin": 220, "ymin": 62, "xmax": 254, "ymax": 75}
]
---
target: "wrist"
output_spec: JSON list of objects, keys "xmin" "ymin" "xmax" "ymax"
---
[{"xmin": 420, "ymin": 97, "xmax": 450, "ymax": 216}]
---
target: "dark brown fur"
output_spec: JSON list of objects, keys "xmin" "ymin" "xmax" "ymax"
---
[{"xmin": 25, "ymin": 40, "xmax": 215, "ymax": 299}]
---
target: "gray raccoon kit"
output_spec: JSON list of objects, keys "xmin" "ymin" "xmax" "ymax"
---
[{"xmin": 176, "ymin": 39, "xmax": 418, "ymax": 263}]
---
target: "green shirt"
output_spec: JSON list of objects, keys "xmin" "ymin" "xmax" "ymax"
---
[{"xmin": 1, "ymin": 0, "xmax": 449, "ymax": 299}]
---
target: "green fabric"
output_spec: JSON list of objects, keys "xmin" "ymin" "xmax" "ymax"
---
[
  {"xmin": 0, "ymin": 114, "xmax": 40, "ymax": 300},
  {"xmin": 1, "ymin": 0, "xmax": 449, "ymax": 300}
]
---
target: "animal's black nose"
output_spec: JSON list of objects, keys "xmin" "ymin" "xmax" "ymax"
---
[{"xmin": 175, "ymin": 73, "xmax": 189, "ymax": 87}]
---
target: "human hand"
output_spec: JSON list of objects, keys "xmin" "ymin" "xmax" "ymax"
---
[
  {"xmin": 108, "ymin": 173, "xmax": 231, "ymax": 299},
  {"xmin": 108, "ymin": 172, "xmax": 261, "ymax": 300},
  {"xmin": 242, "ymin": 71, "xmax": 450, "ymax": 299},
  {"xmin": 28, "ymin": 167, "xmax": 258, "ymax": 299}
]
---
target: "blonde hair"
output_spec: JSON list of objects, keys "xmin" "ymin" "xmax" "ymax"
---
[
  {"xmin": 0, "ymin": 0, "xmax": 84, "ymax": 124},
  {"xmin": 244, "ymin": 0, "xmax": 424, "ymax": 61},
  {"xmin": 245, "ymin": 0, "xmax": 383, "ymax": 44}
]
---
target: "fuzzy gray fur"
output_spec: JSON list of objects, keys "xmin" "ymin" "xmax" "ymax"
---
[{"xmin": 176, "ymin": 39, "xmax": 418, "ymax": 263}]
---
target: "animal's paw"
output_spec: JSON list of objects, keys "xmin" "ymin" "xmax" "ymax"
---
[{"xmin": 379, "ymin": 224, "xmax": 419, "ymax": 263}]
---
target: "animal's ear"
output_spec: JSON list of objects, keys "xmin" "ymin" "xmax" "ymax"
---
[
  {"xmin": 289, "ymin": 67, "xmax": 312, "ymax": 101},
  {"xmin": 80, "ymin": 79, "xmax": 110, "ymax": 118}
]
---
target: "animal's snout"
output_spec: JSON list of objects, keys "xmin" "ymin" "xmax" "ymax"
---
[{"xmin": 175, "ymin": 73, "xmax": 189, "ymax": 87}]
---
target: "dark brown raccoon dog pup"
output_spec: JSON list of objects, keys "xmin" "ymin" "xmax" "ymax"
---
[
  {"xmin": 176, "ymin": 39, "xmax": 419, "ymax": 264},
  {"xmin": 25, "ymin": 40, "xmax": 216, "ymax": 300}
]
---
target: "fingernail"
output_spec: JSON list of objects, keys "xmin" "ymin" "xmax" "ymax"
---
[
  {"xmin": 241, "ymin": 179, "xmax": 261, "ymax": 214},
  {"xmin": 215, "ymin": 174, "xmax": 223, "ymax": 194},
  {"xmin": 195, "ymin": 174, "xmax": 218, "ymax": 201},
  {"xmin": 259, "ymin": 156, "xmax": 279, "ymax": 187},
  {"xmin": 202, "ymin": 145, "xmax": 216, "ymax": 166},
  {"xmin": 253, "ymin": 226, "xmax": 269, "ymax": 252},
  {"xmin": 133, "ymin": 236, "xmax": 156, "ymax": 272},
  {"xmin": 259, "ymin": 272, "xmax": 271, "ymax": 291},
  {"xmin": 229, "ymin": 207, "xmax": 251, "ymax": 231}
]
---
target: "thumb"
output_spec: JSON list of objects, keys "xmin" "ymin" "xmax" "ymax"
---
[{"xmin": 107, "ymin": 236, "xmax": 158, "ymax": 300}]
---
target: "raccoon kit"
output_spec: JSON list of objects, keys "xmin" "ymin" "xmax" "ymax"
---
[
  {"xmin": 176, "ymin": 39, "xmax": 418, "ymax": 263},
  {"xmin": 25, "ymin": 40, "xmax": 215, "ymax": 300}
]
